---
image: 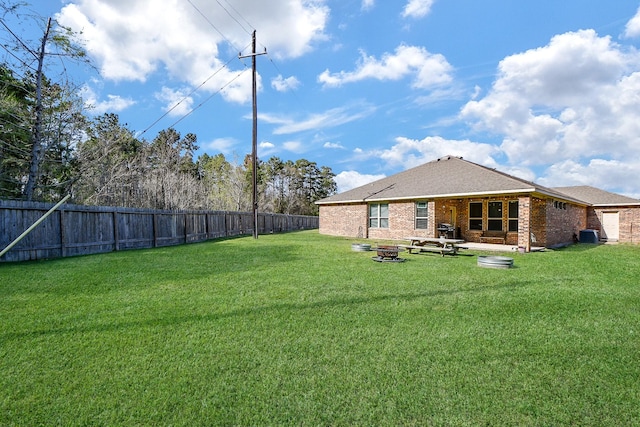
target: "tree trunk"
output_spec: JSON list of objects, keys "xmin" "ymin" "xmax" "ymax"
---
[{"xmin": 24, "ymin": 17, "xmax": 51, "ymax": 200}]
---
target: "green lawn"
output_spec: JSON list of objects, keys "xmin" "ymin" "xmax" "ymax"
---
[{"xmin": 1, "ymin": 231, "xmax": 639, "ymax": 426}]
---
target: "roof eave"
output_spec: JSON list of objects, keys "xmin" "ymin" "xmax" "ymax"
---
[
  {"xmin": 591, "ymin": 202, "xmax": 640, "ymax": 207},
  {"xmin": 316, "ymin": 188, "xmax": 538, "ymax": 204}
]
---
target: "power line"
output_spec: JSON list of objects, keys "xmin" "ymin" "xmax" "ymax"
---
[
  {"xmin": 187, "ymin": 0, "xmax": 245, "ymax": 55},
  {"xmin": 138, "ymin": 49, "xmax": 249, "ymax": 137},
  {"xmin": 0, "ymin": 18, "xmax": 37, "ymax": 60},
  {"xmin": 215, "ymin": 0, "xmax": 253, "ymax": 34},
  {"xmin": 166, "ymin": 67, "xmax": 249, "ymax": 130}
]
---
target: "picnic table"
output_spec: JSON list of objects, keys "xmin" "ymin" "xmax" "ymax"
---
[{"xmin": 399, "ymin": 236, "xmax": 466, "ymax": 256}]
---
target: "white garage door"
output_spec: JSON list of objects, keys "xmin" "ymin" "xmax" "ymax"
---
[{"xmin": 601, "ymin": 212, "xmax": 619, "ymax": 241}]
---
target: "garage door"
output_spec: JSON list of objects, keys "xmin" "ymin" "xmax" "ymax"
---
[{"xmin": 601, "ymin": 212, "xmax": 619, "ymax": 241}]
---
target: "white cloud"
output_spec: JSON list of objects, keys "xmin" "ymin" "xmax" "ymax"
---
[
  {"xmin": 258, "ymin": 141, "xmax": 277, "ymax": 157},
  {"xmin": 323, "ymin": 141, "xmax": 345, "ymax": 149},
  {"xmin": 271, "ymin": 75, "xmax": 301, "ymax": 92},
  {"xmin": 401, "ymin": 0, "xmax": 435, "ymax": 19},
  {"xmin": 155, "ymin": 87, "xmax": 194, "ymax": 117},
  {"xmin": 334, "ymin": 170, "xmax": 386, "ymax": 193},
  {"xmin": 56, "ymin": 0, "xmax": 329, "ymax": 104},
  {"xmin": 461, "ymin": 29, "xmax": 640, "ymax": 167},
  {"xmin": 539, "ymin": 158, "xmax": 640, "ymax": 197},
  {"xmin": 318, "ymin": 44, "xmax": 453, "ymax": 89},
  {"xmin": 260, "ymin": 103, "xmax": 376, "ymax": 134},
  {"xmin": 203, "ymin": 137, "xmax": 238, "ymax": 153},
  {"xmin": 362, "ymin": 0, "xmax": 375, "ymax": 11},
  {"xmin": 283, "ymin": 141, "xmax": 304, "ymax": 153},
  {"xmin": 624, "ymin": 7, "xmax": 640, "ymax": 38},
  {"xmin": 80, "ymin": 85, "xmax": 135, "ymax": 114},
  {"xmin": 377, "ymin": 135, "xmax": 500, "ymax": 169}
]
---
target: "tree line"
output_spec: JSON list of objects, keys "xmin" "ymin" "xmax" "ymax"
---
[{"xmin": 0, "ymin": 6, "xmax": 336, "ymax": 215}]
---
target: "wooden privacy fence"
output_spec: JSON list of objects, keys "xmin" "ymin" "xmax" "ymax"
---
[{"xmin": 0, "ymin": 200, "xmax": 319, "ymax": 262}]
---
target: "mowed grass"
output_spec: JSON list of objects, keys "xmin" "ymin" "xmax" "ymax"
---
[{"xmin": 1, "ymin": 231, "xmax": 639, "ymax": 426}]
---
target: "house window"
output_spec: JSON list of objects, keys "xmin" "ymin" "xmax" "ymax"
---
[
  {"xmin": 508, "ymin": 201, "xmax": 518, "ymax": 232},
  {"xmin": 469, "ymin": 202, "xmax": 483, "ymax": 230},
  {"xmin": 369, "ymin": 203, "xmax": 389, "ymax": 228},
  {"xmin": 488, "ymin": 201, "xmax": 503, "ymax": 231},
  {"xmin": 415, "ymin": 202, "xmax": 428, "ymax": 229}
]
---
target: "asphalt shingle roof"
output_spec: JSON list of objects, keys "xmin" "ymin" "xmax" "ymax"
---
[
  {"xmin": 553, "ymin": 186, "xmax": 640, "ymax": 206},
  {"xmin": 317, "ymin": 156, "xmax": 606, "ymax": 205}
]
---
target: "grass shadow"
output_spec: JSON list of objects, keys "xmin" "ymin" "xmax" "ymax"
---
[{"xmin": 2, "ymin": 280, "xmax": 530, "ymax": 342}]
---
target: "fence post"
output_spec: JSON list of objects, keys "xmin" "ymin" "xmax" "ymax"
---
[
  {"xmin": 60, "ymin": 207, "xmax": 67, "ymax": 258},
  {"xmin": 113, "ymin": 210, "xmax": 120, "ymax": 251},
  {"xmin": 153, "ymin": 213, "xmax": 158, "ymax": 248},
  {"xmin": 184, "ymin": 212, "xmax": 188, "ymax": 243}
]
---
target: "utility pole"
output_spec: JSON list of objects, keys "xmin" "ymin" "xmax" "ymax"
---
[{"xmin": 239, "ymin": 30, "xmax": 266, "ymax": 239}]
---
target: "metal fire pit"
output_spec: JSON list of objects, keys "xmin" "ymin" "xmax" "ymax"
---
[{"xmin": 372, "ymin": 245, "xmax": 405, "ymax": 262}]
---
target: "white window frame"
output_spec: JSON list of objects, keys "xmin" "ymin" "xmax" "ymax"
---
[
  {"xmin": 415, "ymin": 202, "xmax": 428, "ymax": 229},
  {"xmin": 369, "ymin": 203, "xmax": 389, "ymax": 228}
]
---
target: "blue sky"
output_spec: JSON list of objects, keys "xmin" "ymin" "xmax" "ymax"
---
[{"xmin": 6, "ymin": 1, "xmax": 640, "ymax": 196}]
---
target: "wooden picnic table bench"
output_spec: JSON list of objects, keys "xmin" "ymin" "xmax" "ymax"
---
[
  {"xmin": 479, "ymin": 230, "xmax": 507, "ymax": 244},
  {"xmin": 400, "ymin": 237, "xmax": 466, "ymax": 257}
]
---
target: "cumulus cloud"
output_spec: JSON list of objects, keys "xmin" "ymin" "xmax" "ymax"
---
[
  {"xmin": 334, "ymin": 170, "xmax": 386, "ymax": 193},
  {"xmin": 623, "ymin": 7, "xmax": 640, "ymax": 38},
  {"xmin": 271, "ymin": 75, "xmax": 301, "ymax": 92},
  {"xmin": 401, "ymin": 0, "xmax": 435, "ymax": 19},
  {"xmin": 318, "ymin": 44, "xmax": 453, "ymax": 89},
  {"xmin": 80, "ymin": 85, "xmax": 135, "ymax": 114},
  {"xmin": 203, "ymin": 137, "xmax": 238, "ymax": 153},
  {"xmin": 155, "ymin": 87, "xmax": 194, "ymax": 118},
  {"xmin": 283, "ymin": 141, "xmax": 304, "ymax": 153},
  {"xmin": 56, "ymin": 0, "xmax": 329, "ymax": 103},
  {"xmin": 539, "ymin": 158, "xmax": 640, "ymax": 196},
  {"xmin": 377, "ymin": 135, "xmax": 500, "ymax": 170},
  {"xmin": 323, "ymin": 141, "xmax": 345, "ymax": 149},
  {"xmin": 461, "ymin": 29, "xmax": 640, "ymax": 167}
]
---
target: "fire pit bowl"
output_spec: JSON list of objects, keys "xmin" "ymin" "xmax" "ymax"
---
[{"xmin": 371, "ymin": 245, "xmax": 405, "ymax": 262}]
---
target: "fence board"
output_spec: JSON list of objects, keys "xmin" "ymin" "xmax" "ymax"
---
[{"xmin": 1, "ymin": 200, "xmax": 318, "ymax": 262}]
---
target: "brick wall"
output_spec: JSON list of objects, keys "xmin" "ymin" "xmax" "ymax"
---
[
  {"xmin": 543, "ymin": 199, "xmax": 586, "ymax": 247},
  {"xmin": 619, "ymin": 207, "xmax": 640, "ymax": 243},
  {"xmin": 588, "ymin": 206, "xmax": 640, "ymax": 244},
  {"xmin": 318, "ymin": 204, "xmax": 367, "ymax": 237},
  {"xmin": 319, "ymin": 195, "xmax": 592, "ymax": 248},
  {"xmin": 367, "ymin": 201, "xmax": 437, "ymax": 240}
]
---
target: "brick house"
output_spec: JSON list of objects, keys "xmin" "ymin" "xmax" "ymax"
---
[{"xmin": 316, "ymin": 156, "xmax": 640, "ymax": 251}]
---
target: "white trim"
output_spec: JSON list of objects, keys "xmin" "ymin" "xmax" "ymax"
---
[
  {"xmin": 315, "ymin": 188, "xmax": 596, "ymax": 206},
  {"xmin": 316, "ymin": 189, "xmax": 536, "ymax": 205}
]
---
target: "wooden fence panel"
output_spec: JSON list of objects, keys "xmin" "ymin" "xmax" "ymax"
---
[
  {"xmin": 63, "ymin": 209, "xmax": 115, "ymax": 257},
  {"xmin": 117, "ymin": 211, "xmax": 154, "ymax": 250},
  {"xmin": 1, "ymin": 200, "xmax": 318, "ymax": 262},
  {"xmin": 207, "ymin": 213, "xmax": 227, "ymax": 239},
  {"xmin": 186, "ymin": 213, "xmax": 208, "ymax": 243},
  {"xmin": 0, "ymin": 201, "xmax": 63, "ymax": 261}
]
